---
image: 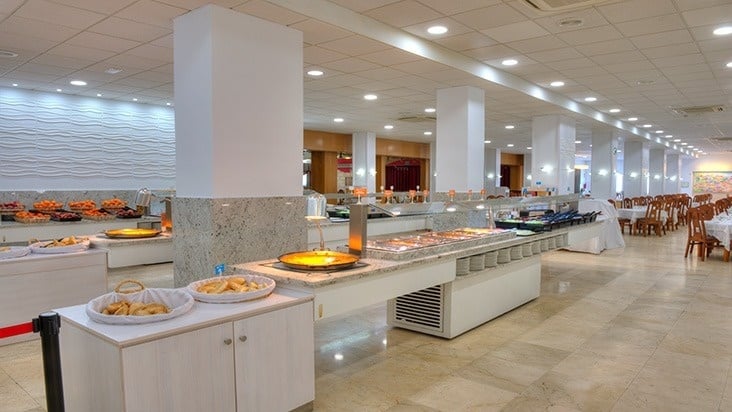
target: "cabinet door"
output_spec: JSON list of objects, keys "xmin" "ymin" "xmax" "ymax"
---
[
  {"xmin": 122, "ymin": 322, "xmax": 236, "ymax": 412},
  {"xmin": 234, "ymin": 302, "xmax": 314, "ymax": 412}
]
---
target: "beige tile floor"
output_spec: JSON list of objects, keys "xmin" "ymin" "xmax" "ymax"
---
[{"xmin": 2, "ymin": 227, "xmax": 732, "ymax": 411}]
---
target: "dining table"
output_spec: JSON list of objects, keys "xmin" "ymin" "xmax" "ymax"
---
[
  {"xmin": 616, "ymin": 206, "xmax": 669, "ymax": 234},
  {"xmin": 705, "ymin": 213, "xmax": 732, "ymax": 262}
]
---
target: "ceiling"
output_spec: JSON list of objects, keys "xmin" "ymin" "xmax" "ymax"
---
[{"xmin": 0, "ymin": 0, "xmax": 731, "ymax": 158}]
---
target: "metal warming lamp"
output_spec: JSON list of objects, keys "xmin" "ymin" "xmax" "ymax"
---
[{"xmin": 305, "ymin": 192, "xmax": 328, "ymax": 250}]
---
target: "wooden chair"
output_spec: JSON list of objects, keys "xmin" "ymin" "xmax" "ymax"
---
[
  {"xmin": 715, "ymin": 199, "xmax": 728, "ymax": 216},
  {"xmin": 632, "ymin": 197, "xmax": 645, "ymax": 206},
  {"xmin": 685, "ymin": 207, "xmax": 721, "ymax": 261},
  {"xmin": 622, "ymin": 198, "xmax": 633, "ymax": 208},
  {"xmin": 636, "ymin": 200, "xmax": 664, "ymax": 236},
  {"xmin": 663, "ymin": 199, "xmax": 676, "ymax": 232},
  {"xmin": 677, "ymin": 196, "xmax": 691, "ymax": 226},
  {"xmin": 615, "ymin": 200, "xmax": 634, "ymax": 235}
]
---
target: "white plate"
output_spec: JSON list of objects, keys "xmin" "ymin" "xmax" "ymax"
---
[
  {"xmin": 86, "ymin": 288, "xmax": 194, "ymax": 325},
  {"xmin": 515, "ymin": 230, "xmax": 537, "ymax": 236},
  {"xmin": 30, "ymin": 240, "xmax": 89, "ymax": 254},
  {"xmin": 187, "ymin": 274, "xmax": 275, "ymax": 304},
  {"xmin": 0, "ymin": 246, "xmax": 31, "ymax": 260}
]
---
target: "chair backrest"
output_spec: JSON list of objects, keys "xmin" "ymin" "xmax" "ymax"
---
[
  {"xmin": 699, "ymin": 204, "xmax": 715, "ymax": 220},
  {"xmin": 646, "ymin": 200, "xmax": 662, "ymax": 220},
  {"xmin": 623, "ymin": 198, "xmax": 633, "ymax": 208},
  {"xmin": 608, "ymin": 199, "xmax": 617, "ymax": 207},
  {"xmin": 687, "ymin": 207, "xmax": 706, "ymax": 242},
  {"xmin": 632, "ymin": 197, "xmax": 644, "ymax": 206}
]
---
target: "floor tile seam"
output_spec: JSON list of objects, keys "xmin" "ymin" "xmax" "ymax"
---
[
  {"xmin": 0, "ymin": 364, "xmax": 42, "ymax": 409},
  {"xmin": 715, "ymin": 354, "xmax": 732, "ymax": 410}
]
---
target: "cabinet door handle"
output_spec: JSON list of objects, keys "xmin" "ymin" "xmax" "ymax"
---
[
  {"xmin": 239, "ymin": 335, "xmax": 247, "ymax": 342},
  {"xmin": 223, "ymin": 338, "xmax": 232, "ymax": 345}
]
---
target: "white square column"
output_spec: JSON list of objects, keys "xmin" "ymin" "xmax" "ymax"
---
[
  {"xmin": 665, "ymin": 154, "xmax": 681, "ymax": 193},
  {"xmin": 531, "ymin": 115, "xmax": 576, "ymax": 195},
  {"xmin": 435, "ymin": 86, "xmax": 485, "ymax": 192},
  {"xmin": 352, "ymin": 131, "xmax": 376, "ymax": 194},
  {"xmin": 484, "ymin": 147, "xmax": 500, "ymax": 194},
  {"xmin": 623, "ymin": 141, "xmax": 648, "ymax": 197},
  {"xmin": 590, "ymin": 127, "xmax": 619, "ymax": 200},
  {"xmin": 649, "ymin": 148, "xmax": 666, "ymax": 196}
]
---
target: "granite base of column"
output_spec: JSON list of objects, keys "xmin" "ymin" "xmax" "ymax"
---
[{"xmin": 172, "ymin": 196, "xmax": 306, "ymax": 287}]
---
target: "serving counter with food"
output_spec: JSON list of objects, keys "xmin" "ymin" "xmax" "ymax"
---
[
  {"xmin": 88, "ymin": 229, "xmax": 172, "ymax": 268},
  {"xmin": 0, "ymin": 216, "xmax": 161, "ymax": 245}
]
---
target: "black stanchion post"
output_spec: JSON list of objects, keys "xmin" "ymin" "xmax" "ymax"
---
[{"xmin": 33, "ymin": 312, "xmax": 65, "ymax": 412}]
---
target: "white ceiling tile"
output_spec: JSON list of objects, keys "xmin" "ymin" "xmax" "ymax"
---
[
  {"xmin": 303, "ymin": 46, "xmax": 349, "ymax": 65},
  {"xmin": 6, "ymin": 71, "xmax": 61, "ymax": 82},
  {"xmin": 30, "ymin": 53, "xmax": 94, "ymax": 69},
  {"xmin": 630, "ymin": 29, "xmax": 694, "ymax": 49},
  {"xmin": 534, "ymin": 8, "xmax": 610, "ymax": 34},
  {"xmin": 349, "ymin": 79, "xmax": 402, "ymax": 91},
  {"xmin": 321, "ymin": 57, "xmax": 381, "ymax": 73},
  {"xmin": 390, "ymin": 59, "xmax": 451, "ymax": 74},
  {"xmin": 47, "ymin": 43, "xmax": 116, "ymax": 60},
  {"xmin": 0, "ymin": 16, "xmax": 80, "ymax": 42},
  {"xmin": 462, "ymin": 44, "xmax": 517, "ymax": 61},
  {"xmin": 556, "ymin": 25, "xmax": 623, "ymax": 46},
  {"xmin": 151, "ymin": 34, "xmax": 173, "ymax": 49},
  {"xmin": 433, "ymin": 32, "xmax": 496, "ymax": 51},
  {"xmin": 155, "ymin": 0, "xmax": 243, "ymax": 11},
  {"xmin": 681, "ymin": 4, "xmax": 732, "ymax": 27},
  {"xmin": 574, "ymin": 39, "xmax": 637, "ymax": 56},
  {"xmin": 15, "ymin": 0, "xmax": 104, "ymax": 29},
  {"xmin": 126, "ymin": 44, "xmax": 174, "ymax": 62},
  {"xmin": 0, "ymin": 31, "xmax": 59, "ymax": 52},
  {"xmin": 328, "ymin": 0, "xmax": 401, "ymax": 13},
  {"xmin": 354, "ymin": 67, "xmax": 408, "ymax": 81},
  {"xmin": 452, "ymin": 3, "xmax": 527, "ymax": 31},
  {"xmin": 359, "ymin": 48, "xmax": 422, "ymax": 65},
  {"xmin": 506, "ymin": 35, "xmax": 567, "ymax": 54},
  {"xmin": 661, "ymin": 63, "xmax": 711, "ymax": 76},
  {"xmin": 665, "ymin": 70, "xmax": 715, "ymax": 82},
  {"xmin": 614, "ymin": 14, "xmax": 686, "ymax": 38},
  {"xmin": 115, "ymin": 0, "xmax": 187, "ymax": 29},
  {"xmin": 103, "ymin": 53, "xmax": 168, "ymax": 70},
  {"xmin": 651, "ymin": 53, "xmax": 706, "ymax": 68},
  {"xmin": 364, "ymin": 0, "xmax": 442, "ymax": 28},
  {"xmin": 66, "ymin": 31, "xmax": 141, "ymax": 53},
  {"xmin": 319, "ymin": 35, "xmax": 391, "ymax": 56},
  {"xmin": 415, "ymin": 0, "xmax": 500, "ymax": 15},
  {"xmin": 15, "ymin": 62, "xmax": 75, "ymax": 76},
  {"xmin": 50, "ymin": 0, "xmax": 137, "ymax": 14},
  {"xmin": 591, "ymin": 51, "xmax": 647, "ymax": 66},
  {"xmin": 597, "ymin": 0, "xmax": 677, "ymax": 24},
  {"xmin": 546, "ymin": 57, "xmax": 598, "ymax": 70},
  {"xmin": 526, "ymin": 47, "xmax": 583, "ymax": 63},
  {"xmin": 99, "ymin": 83, "xmax": 144, "ymax": 93},
  {"xmin": 696, "ymin": 37, "xmax": 732, "ymax": 53},
  {"xmin": 402, "ymin": 17, "xmax": 473, "ymax": 40},
  {"xmin": 480, "ymin": 21, "xmax": 549, "ymax": 43},
  {"xmin": 0, "ymin": 0, "xmax": 23, "ymax": 14},
  {"xmin": 88, "ymin": 17, "xmax": 171, "ymax": 42},
  {"xmin": 114, "ymin": 77, "xmax": 166, "ymax": 89},
  {"xmin": 640, "ymin": 43, "xmax": 700, "ymax": 59},
  {"xmin": 150, "ymin": 64, "xmax": 173, "ymax": 74},
  {"xmin": 61, "ymin": 69, "xmax": 118, "ymax": 82},
  {"xmin": 232, "ymin": 0, "xmax": 308, "ymax": 26},
  {"xmin": 289, "ymin": 19, "xmax": 353, "ymax": 45}
]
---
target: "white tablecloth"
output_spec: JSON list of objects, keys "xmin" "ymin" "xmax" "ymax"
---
[
  {"xmin": 563, "ymin": 199, "xmax": 625, "ymax": 254},
  {"xmin": 706, "ymin": 215, "xmax": 732, "ymax": 251},
  {"xmin": 617, "ymin": 207, "xmax": 668, "ymax": 224}
]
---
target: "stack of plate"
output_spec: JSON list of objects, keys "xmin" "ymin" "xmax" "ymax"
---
[
  {"xmin": 469, "ymin": 254, "xmax": 485, "ymax": 271},
  {"xmin": 548, "ymin": 237, "xmax": 556, "ymax": 249},
  {"xmin": 532, "ymin": 241, "xmax": 542, "ymax": 254},
  {"xmin": 522, "ymin": 243, "xmax": 533, "ymax": 257},
  {"xmin": 484, "ymin": 251, "xmax": 498, "ymax": 267},
  {"xmin": 456, "ymin": 258, "xmax": 470, "ymax": 276},
  {"xmin": 510, "ymin": 245, "xmax": 523, "ymax": 260},
  {"xmin": 541, "ymin": 239, "xmax": 549, "ymax": 251},
  {"xmin": 497, "ymin": 248, "xmax": 511, "ymax": 264}
]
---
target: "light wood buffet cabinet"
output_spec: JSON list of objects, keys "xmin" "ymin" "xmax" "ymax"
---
[{"xmin": 55, "ymin": 289, "xmax": 314, "ymax": 412}]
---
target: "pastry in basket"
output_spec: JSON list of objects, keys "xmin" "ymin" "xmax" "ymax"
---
[
  {"xmin": 101, "ymin": 300, "xmax": 170, "ymax": 316},
  {"xmin": 41, "ymin": 236, "xmax": 87, "ymax": 248},
  {"xmin": 0, "ymin": 201, "xmax": 24, "ymax": 211},
  {"xmin": 68, "ymin": 199, "xmax": 96, "ymax": 210},
  {"xmin": 15, "ymin": 210, "xmax": 50, "ymax": 222},
  {"xmin": 33, "ymin": 199, "xmax": 62, "ymax": 210},
  {"xmin": 197, "ymin": 277, "xmax": 267, "ymax": 294},
  {"xmin": 82, "ymin": 209, "xmax": 115, "ymax": 220},
  {"xmin": 101, "ymin": 198, "xmax": 127, "ymax": 209}
]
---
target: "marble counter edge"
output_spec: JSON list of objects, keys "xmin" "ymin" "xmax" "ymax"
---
[
  {"xmin": 0, "ymin": 248, "xmax": 108, "ymax": 268},
  {"xmin": 54, "ymin": 288, "xmax": 313, "ymax": 348},
  {"xmin": 88, "ymin": 233, "xmax": 172, "ymax": 247},
  {"xmin": 0, "ymin": 217, "xmax": 161, "ymax": 229}
]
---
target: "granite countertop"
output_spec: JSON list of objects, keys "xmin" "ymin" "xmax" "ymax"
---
[
  {"xmin": 234, "ymin": 224, "xmax": 591, "ymax": 289},
  {"xmin": 89, "ymin": 232, "xmax": 172, "ymax": 246},
  {"xmin": 1, "ymin": 216, "xmax": 161, "ymax": 229}
]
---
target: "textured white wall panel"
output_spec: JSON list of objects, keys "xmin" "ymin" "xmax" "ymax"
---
[{"xmin": 0, "ymin": 87, "xmax": 175, "ymax": 191}]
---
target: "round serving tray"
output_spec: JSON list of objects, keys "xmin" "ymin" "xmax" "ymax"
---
[
  {"xmin": 277, "ymin": 250, "xmax": 359, "ymax": 271},
  {"xmin": 104, "ymin": 228, "xmax": 161, "ymax": 239},
  {"xmin": 30, "ymin": 241, "xmax": 89, "ymax": 254},
  {"xmin": 187, "ymin": 274, "xmax": 275, "ymax": 304}
]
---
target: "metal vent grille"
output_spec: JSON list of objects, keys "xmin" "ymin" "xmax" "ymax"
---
[
  {"xmin": 522, "ymin": 0, "xmax": 612, "ymax": 12},
  {"xmin": 396, "ymin": 115, "xmax": 436, "ymax": 123},
  {"xmin": 671, "ymin": 105, "xmax": 725, "ymax": 117},
  {"xmin": 393, "ymin": 285, "xmax": 444, "ymax": 331}
]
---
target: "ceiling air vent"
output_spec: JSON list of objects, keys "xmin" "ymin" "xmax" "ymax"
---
[
  {"xmin": 521, "ymin": 0, "xmax": 613, "ymax": 12},
  {"xmin": 397, "ymin": 114, "xmax": 436, "ymax": 123},
  {"xmin": 672, "ymin": 105, "xmax": 725, "ymax": 117}
]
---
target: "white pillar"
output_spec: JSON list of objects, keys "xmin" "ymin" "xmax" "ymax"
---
[
  {"xmin": 429, "ymin": 141, "xmax": 437, "ymax": 191},
  {"xmin": 531, "ymin": 115, "xmax": 576, "ymax": 195},
  {"xmin": 623, "ymin": 141, "xmax": 647, "ymax": 197},
  {"xmin": 484, "ymin": 147, "xmax": 501, "ymax": 195},
  {"xmin": 435, "ymin": 86, "xmax": 485, "ymax": 192},
  {"xmin": 649, "ymin": 148, "xmax": 666, "ymax": 196},
  {"xmin": 665, "ymin": 153, "xmax": 681, "ymax": 193},
  {"xmin": 590, "ymin": 128, "xmax": 619, "ymax": 200},
  {"xmin": 523, "ymin": 153, "xmax": 532, "ymax": 192},
  {"xmin": 352, "ymin": 131, "xmax": 376, "ymax": 194},
  {"xmin": 175, "ymin": 5, "xmax": 302, "ymax": 198}
]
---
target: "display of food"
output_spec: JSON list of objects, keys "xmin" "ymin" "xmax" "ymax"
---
[
  {"xmin": 81, "ymin": 209, "xmax": 116, "ymax": 221},
  {"xmin": 101, "ymin": 198, "xmax": 127, "ymax": 210},
  {"xmin": 14, "ymin": 210, "xmax": 51, "ymax": 223},
  {"xmin": 33, "ymin": 199, "xmax": 63, "ymax": 211},
  {"xmin": 0, "ymin": 201, "xmax": 24, "ymax": 212},
  {"xmin": 40, "ymin": 236, "xmax": 86, "ymax": 248},
  {"xmin": 367, "ymin": 228, "xmax": 510, "ymax": 253},
  {"xmin": 196, "ymin": 276, "xmax": 267, "ymax": 294},
  {"xmin": 30, "ymin": 236, "xmax": 89, "ymax": 254},
  {"xmin": 50, "ymin": 211, "xmax": 82, "ymax": 221},
  {"xmin": 278, "ymin": 250, "xmax": 359, "ymax": 271},
  {"xmin": 68, "ymin": 199, "xmax": 96, "ymax": 211},
  {"xmin": 187, "ymin": 275, "xmax": 276, "ymax": 303},
  {"xmin": 0, "ymin": 246, "xmax": 9, "ymax": 252},
  {"xmin": 100, "ymin": 300, "xmax": 170, "ymax": 316},
  {"xmin": 104, "ymin": 228, "xmax": 161, "ymax": 238},
  {"xmin": 116, "ymin": 208, "xmax": 142, "ymax": 218}
]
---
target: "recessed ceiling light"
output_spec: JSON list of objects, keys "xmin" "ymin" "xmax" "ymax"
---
[
  {"xmin": 423, "ymin": 131, "xmax": 432, "ymax": 135},
  {"xmin": 713, "ymin": 26, "xmax": 732, "ymax": 36},
  {"xmin": 427, "ymin": 25, "xmax": 448, "ymax": 35},
  {"xmin": 681, "ymin": 143, "xmax": 687, "ymax": 145},
  {"xmin": 642, "ymin": 124, "xmax": 652, "ymax": 128},
  {"xmin": 105, "ymin": 67, "xmax": 122, "ymax": 74},
  {"xmin": 306, "ymin": 69, "xmax": 323, "ymax": 76},
  {"xmin": 12, "ymin": 83, "xmax": 18, "ymax": 87},
  {"xmin": 364, "ymin": 94, "xmax": 377, "ymax": 100},
  {"xmin": 133, "ymin": 98, "xmax": 138, "ymax": 101},
  {"xmin": 575, "ymin": 140, "xmax": 581, "ymax": 144},
  {"xmin": 484, "ymin": 140, "xmax": 491, "ymax": 144},
  {"xmin": 501, "ymin": 59, "xmax": 518, "ymax": 66},
  {"xmin": 726, "ymin": 62, "xmax": 732, "ymax": 68},
  {"xmin": 424, "ymin": 107, "xmax": 436, "ymax": 113},
  {"xmin": 655, "ymin": 130, "xmax": 664, "ymax": 133},
  {"xmin": 384, "ymin": 125, "xmax": 393, "ymax": 130},
  {"xmin": 693, "ymin": 148, "xmax": 699, "ymax": 151},
  {"xmin": 609, "ymin": 108, "xmax": 620, "ymax": 113},
  {"xmin": 333, "ymin": 118, "xmax": 344, "ymax": 123},
  {"xmin": 527, "ymin": 146, "xmax": 532, "ymax": 150},
  {"xmin": 507, "ymin": 143, "xmax": 514, "ymax": 147},
  {"xmin": 627, "ymin": 117, "xmax": 638, "ymax": 121},
  {"xmin": 636, "ymin": 79, "xmax": 655, "ymax": 85},
  {"xmin": 0, "ymin": 50, "xmax": 19, "ymax": 58},
  {"xmin": 56, "ymin": 88, "xmax": 62, "ymax": 92},
  {"xmin": 166, "ymin": 102, "xmax": 171, "ymax": 106},
  {"xmin": 673, "ymin": 139, "xmax": 681, "ymax": 142},
  {"xmin": 505, "ymin": 125, "xmax": 515, "ymax": 129},
  {"xmin": 584, "ymin": 97, "xmax": 597, "ymax": 102},
  {"xmin": 96, "ymin": 93, "xmax": 102, "ymax": 97},
  {"xmin": 550, "ymin": 81, "xmax": 565, "ymax": 87},
  {"xmin": 69, "ymin": 80, "xmax": 86, "ymax": 86},
  {"xmin": 688, "ymin": 145, "xmax": 694, "ymax": 148},
  {"xmin": 664, "ymin": 135, "xmax": 672, "ymax": 138}
]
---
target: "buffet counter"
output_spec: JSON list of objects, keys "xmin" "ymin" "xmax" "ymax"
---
[
  {"xmin": 55, "ymin": 288, "xmax": 314, "ymax": 412},
  {"xmin": 236, "ymin": 222, "xmax": 603, "ymax": 338},
  {"xmin": 0, "ymin": 248, "xmax": 108, "ymax": 345},
  {"xmin": 89, "ymin": 232, "xmax": 173, "ymax": 268},
  {"xmin": 0, "ymin": 217, "xmax": 161, "ymax": 245}
]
